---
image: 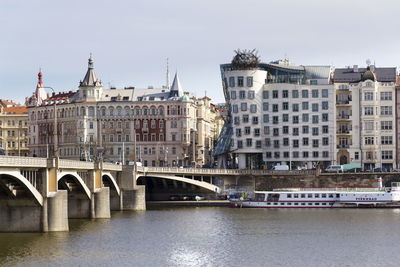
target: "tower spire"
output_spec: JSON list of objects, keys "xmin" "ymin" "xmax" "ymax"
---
[{"xmin": 37, "ymin": 68, "xmax": 43, "ymax": 88}]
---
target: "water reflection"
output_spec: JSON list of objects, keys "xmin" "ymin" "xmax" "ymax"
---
[{"xmin": 1, "ymin": 208, "xmax": 400, "ymax": 266}]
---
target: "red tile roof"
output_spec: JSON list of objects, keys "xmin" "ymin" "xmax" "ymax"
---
[{"xmin": 3, "ymin": 106, "xmax": 28, "ymax": 114}]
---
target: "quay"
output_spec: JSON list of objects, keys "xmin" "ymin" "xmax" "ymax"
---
[{"xmin": 147, "ymin": 200, "xmax": 230, "ymax": 207}]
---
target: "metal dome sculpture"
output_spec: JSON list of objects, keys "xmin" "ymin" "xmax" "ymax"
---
[{"xmin": 231, "ymin": 49, "xmax": 260, "ymax": 70}]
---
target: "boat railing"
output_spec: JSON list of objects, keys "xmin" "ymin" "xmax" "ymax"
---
[{"xmin": 273, "ymin": 187, "xmax": 387, "ymax": 192}]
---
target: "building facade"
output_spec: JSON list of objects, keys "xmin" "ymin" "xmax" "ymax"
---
[
  {"xmin": 333, "ymin": 65, "xmax": 397, "ymax": 170},
  {"xmin": 217, "ymin": 51, "xmax": 336, "ymax": 169},
  {"xmin": 27, "ymin": 57, "xmax": 219, "ymax": 167},
  {"xmin": 0, "ymin": 103, "xmax": 29, "ymax": 156}
]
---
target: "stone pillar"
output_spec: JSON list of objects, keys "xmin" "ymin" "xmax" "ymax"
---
[
  {"xmin": 94, "ymin": 187, "xmax": 111, "ymax": 218},
  {"xmin": 0, "ymin": 199, "xmax": 42, "ymax": 232},
  {"xmin": 121, "ymin": 186, "xmax": 146, "ymax": 211},
  {"xmin": 110, "ymin": 190, "xmax": 122, "ymax": 211},
  {"xmin": 47, "ymin": 190, "xmax": 68, "ymax": 231}
]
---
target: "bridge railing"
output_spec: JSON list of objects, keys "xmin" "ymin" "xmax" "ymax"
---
[
  {"xmin": 0, "ymin": 156, "xmax": 47, "ymax": 168},
  {"xmin": 103, "ymin": 162, "xmax": 123, "ymax": 171},
  {"xmin": 139, "ymin": 167, "xmax": 316, "ymax": 176},
  {"xmin": 58, "ymin": 159, "xmax": 95, "ymax": 170}
]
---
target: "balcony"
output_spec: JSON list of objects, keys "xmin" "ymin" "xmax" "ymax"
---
[
  {"xmin": 336, "ymin": 129, "xmax": 351, "ymax": 134},
  {"xmin": 337, "ymin": 144, "xmax": 350, "ymax": 149},
  {"xmin": 336, "ymin": 114, "xmax": 351, "ymax": 120},
  {"xmin": 336, "ymin": 100, "xmax": 350, "ymax": 105}
]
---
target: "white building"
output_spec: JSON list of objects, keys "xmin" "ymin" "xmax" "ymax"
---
[
  {"xmin": 216, "ymin": 51, "xmax": 335, "ymax": 169},
  {"xmin": 333, "ymin": 65, "xmax": 397, "ymax": 170}
]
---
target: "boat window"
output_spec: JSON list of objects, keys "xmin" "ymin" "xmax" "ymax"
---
[
  {"xmin": 308, "ymin": 194, "xmax": 313, "ymax": 198},
  {"xmin": 301, "ymin": 194, "xmax": 305, "ymax": 198},
  {"xmin": 329, "ymin": 194, "xmax": 334, "ymax": 198},
  {"xmin": 274, "ymin": 203, "xmax": 278, "ymax": 205},
  {"xmin": 315, "ymin": 194, "xmax": 320, "ymax": 198},
  {"xmin": 267, "ymin": 194, "xmax": 280, "ymax": 202},
  {"xmin": 301, "ymin": 203, "xmax": 305, "ymax": 205},
  {"xmin": 294, "ymin": 194, "xmax": 299, "ymax": 198},
  {"xmin": 322, "ymin": 203, "xmax": 326, "ymax": 205},
  {"xmin": 287, "ymin": 194, "xmax": 292, "ymax": 198},
  {"xmin": 280, "ymin": 203, "xmax": 285, "ymax": 205},
  {"xmin": 294, "ymin": 203, "xmax": 299, "ymax": 205},
  {"xmin": 267, "ymin": 203, "xmax": 271, "ymax": 205},
  {"xmin": 255, "ymin": 193, "xmax": 265, "ymax": 201},
  {"xmin": 287, "ymin": 203, "xmax": 292, "ymax": 205},
  {"xmin": 321, "ymin": 194, "xmax": 326, "ymax": 198},
  {"xmin": 315, "ymin": 203, "xmax": 320, "ymax": 206},
  {"xmin": 308, "ymin": 203, "xmax": 312, "ymax": 206}
]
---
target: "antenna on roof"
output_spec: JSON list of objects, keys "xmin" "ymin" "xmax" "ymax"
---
[{"xmin": 166, "ymin": 58, "xmax": 170, "ymax": 90}]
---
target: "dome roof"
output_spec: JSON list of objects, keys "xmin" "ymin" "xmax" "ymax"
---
[
  {"xmin": 180, "ymin": 94, "xmax": 191, "ymax": 102},
  {"xmin": 361, "ymin": 67, "xmax": 376, "ymax": 81}
]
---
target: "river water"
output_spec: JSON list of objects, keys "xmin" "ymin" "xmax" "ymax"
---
[{"xmin": 1, "ymin": 207, "xmax": 400, "ymax": 267}]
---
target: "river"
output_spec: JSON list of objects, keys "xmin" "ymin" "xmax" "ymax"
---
[{"xmin": 1, "ymin": 207, "xmax": 400, "ymax": 266}]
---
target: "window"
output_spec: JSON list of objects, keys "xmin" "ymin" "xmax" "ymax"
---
[
  {"xmin": 264, "ymin": 127, "xmax": 270, "ymax": 135},
  {"xmin": 293, "ymin": 151, "xmax": 299, "ymax": 158},
  {"xmin": 355, "ymin": 152, "xmax": 359, "ymax": 160},
  {"xmin": 273, "ymin": 140, "xmax": 280, "ymax": 148},
  {"xmin": 381, "ymin": 136, "xmax": 393, "ymax": 145},
  {"xmin": 89, "ymin": 121, "xmax": 93, "ymax": 129},
  {"xmin": 312, "ymin": 115, "xmax": 319, "ymax": 124},
  {"xmin": 292, "ymin": 104, "xmax": 299, "ymax": 112},
  {"xmin": 302, "ymin": 113, "xmax": 309, "ymax": 122},
  {"xmin": 238, "ymin": 76, "xmax": 244, "ymax": 87},
  {"xmin": 243, "ymin": 114, "xmax": 249, "ymax": 123},
  {"xmin": 312, "ymin": 103, "xmax": 319, "ymax": 112},
  {"xmin": 293, "ymin": 116, "xmax": 299, "ymax": 124},
  {"xmin": 381, "ymin": 121, "xmax": 393, "ymax": 130},
  {"xmin": 312, "ymin": 127, "xmax": 319, "ymax": 136},
  {"xmin": 292, "ymin": 90, "xmax": 299, "ymax": 98},
  {"xmin": 381, "ymin": 106, "xmax": 392, "ymax": 115},
  {"xmin": 234, "ymin": 117, "xmax": 240, "ymax": 125},
  {"xmin": 254, "ymin": 128, "xmax": 260, "ymax": 137},
  {"xmin": 323, "ymin": 137, "xmax": 329, "ymax": 146},
  {"xmin": 293, "ymin": 139, "xmax": 299, "ymax": 148},
  {"xmin": 322, "ymin": 101, "xmax": 329, "ymax": 110},
  {"xmin": 322, "ymin": 125, "xmax": 329, "ymax": 134},
  {"xmin": 241, "ymin": 103, "xmax": 247, "ymax": 111},
  {"xmin": 282, "ymin": 90, "xmax": 289, "ymax": 98},
  {"xmin": 381, "ymin": 92, "xmax": 392, "ymax": 101},
  {"xmin": 273, "ymin": 128, "xmax": 279, "ymax": 136},
  {"xmin": 322, "ymin": 89, "xmax": 329, "ymax": 98},
  {"xmin": 283, "ymin": 126, "xmax": 289, "ymax": 134},
  {"xmin": 237, "ymin": 140, "xmax": 243, "ymax": 148},
  {"xmin": 364, "ymin": 121, "xmax": 374, "ymax": 130},
  {"xmin": 239, "ymin": 91, "xmax": 246, "ymax": 99},
  {"xmin": 365, "ymin": 137, "xmax": 374, "ymax": 145},
  {"xmin": 273, "ymin": 116, "xmax": 279, "ymax": 124},
  {"xmin": 302, "ymin": 102, "xmax": 309, "ymax": 110},
  {"xmin": 246, "ymin": 138, "xmax": 252, "ymax": 147},
  {"xmin": 303, "ymin": 137, "xmax": 309, "ymax": 146},
  {"xmin": 302, "ymin": 126, "xmax": 309, "ymax": 134},
  {"xmin": 292, "ymin": 127, "xmax": 299, "ymax": 136},
  {"xmin": 283, "ymin": 138, "xmax": 289, "ymax": 146},
  {"xmin": 282, "ymin": 102, "xmax": 289, "ymax": 110},
  {"xmin": 282, "ymin": 114, "xmax": 289, "ymax": 122},
  {"xmin": 236, "ymin": 128, "xmax": 242, "ymax": 137},
  {"xmin": 312, "ymin": 89, "xmax": 318, "ymax": 98},
  {"xmin": 364, "ymin": 107, "xmax": 373, "ymax": 115},
  {"xmin": 382, "ymin": 151, "xmax": 393, "ymax": 160},
  {"xmin": 263, "ymin": 91, "xmax": 269, "ymax": 99},
  {"xmin": 256, "ymin": 140, "xmax": 262, "ymax": 148},
  {"xmin": 272, "ymin": 90, "xmax": 278, "ymax": 99},
  {"xmin": 310, "ymin": 80, "xmax": 318, "ymax": 85},
  {"xmin": 313, "ymin": 139, "xmax": 319, "ymax": 148},
  {"xmin": 263, "ymin": 102, "xmax": 269, "ymax": 111},
  {"xmin": 313, "ymin": 151, "xmax": 319, "ymax": 158},
  {"xmin": 302, "ymin": 90, "xmax": 309, "ymax": 98},
  {"xmin": 245, "ymin": 127, "xmax": 251, "ymax": 135},
  {"xmin": 229, "ymin": 77, "xmax": 235, "ymax": 87},
  {"xmin": 322, "ymin": 114, "xmax": 328, "ymax": 122},
  {"xmin": 250, "ymin": 104, "xmax": 257, "ymax": 113},
  {"xmin": 232, "ymin": 105, "xmax": 238, "ymax": 113},
  {"xmin": 252, "ymin": 116, "xmax": 259, "ymax": 124},
  {"xmin": 248, "ymin": 91, "xmax": 255, "ymax": 99},
  {"xmin": 263, "ymin": 114, "xmax": 269, "ymax": 123},
  {"xmin": 303, "ymin": 151, "xmax": 309, "ymax": 158},
  {"xmin": 246, "ymin": 77, "xmax": 253, "ymax": 87},
  {"xmin": 230, "ymin": 91, "xmax": 237, "ymax": 99},
  {"xmin": 364, "ymin": 92, "xmax": 373, "ymax": 101},
  {"xmin": 272, "ymin": 104, "xmax": 279, "ymax": 112}
]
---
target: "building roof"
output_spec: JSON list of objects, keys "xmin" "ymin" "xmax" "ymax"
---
[
  {"xmin": 333, "ymin": 66, "xmax": 396, "ymax": 83},
  {"xmin": 3, "ymin": 106, "xmax": 28, "ymax": 114},
  {"xmin": 0, "ymin": 99, "xmax": 19, "ymax": 107},
  {"xmin": 80, "ymin": 56, "xmax": 102, "ymax": 87},
  {"xmin": 169, "ymin": 72, "xmax": 183, "ymax": 97}
]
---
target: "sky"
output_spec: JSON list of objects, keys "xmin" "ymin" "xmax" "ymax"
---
[{"xmin": 1, "ymin": 0, "xmax": 400, "ymax": 105}]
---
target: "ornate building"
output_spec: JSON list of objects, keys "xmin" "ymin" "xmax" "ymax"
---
[
  {"xmin": 27, "ymin": 56, "xmax": 219, "ymax": 167},
  {"xmin": 0, "ymin": 102, "xmax": 29, "ymax": 156}
]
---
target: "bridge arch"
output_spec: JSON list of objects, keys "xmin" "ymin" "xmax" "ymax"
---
[
  {"xmin": 57, "ymin": 171, "xmax": 91, "ymax": 199},
  {"xmin": 0, "ymin": 171, "xmax": 43, "ymax": 206},
  {"xmin": 102, "ymin": 172, "xmax": 120, "ymax": 196},
  {"xmin": 136, "ymin": 173, "xmax": 221, "ymax": 193}
]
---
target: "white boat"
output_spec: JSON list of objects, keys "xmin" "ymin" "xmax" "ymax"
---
[{"xmin": 230, "ymin": 180, "xmax": 400, "ymax": 208}]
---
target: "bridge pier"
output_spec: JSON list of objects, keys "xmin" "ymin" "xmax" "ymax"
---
[
  {"xmin": 93, "ymin": 187, "xmax": 111, "ymax": 218},
  {"xmin": 121, "ymin": 186, "xmax": 146, "ymax": 211}
]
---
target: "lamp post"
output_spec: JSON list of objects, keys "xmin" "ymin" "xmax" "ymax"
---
[{"xmin": 44, "ymin": 87, "xmax": 58, "ymax": 158}]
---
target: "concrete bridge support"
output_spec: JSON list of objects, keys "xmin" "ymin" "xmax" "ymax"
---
[
  {"xmin": 93, "ymin": 187, "xmax": 111, "ymax": 218},
  {"xmin": 121, "ymin": 186, "xmax": 146, "ymax": 211}
]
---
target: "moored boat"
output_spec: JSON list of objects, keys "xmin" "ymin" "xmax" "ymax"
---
[{"xmin": 230, "ymin": 179, "xmax": 400, "ymax": 208}]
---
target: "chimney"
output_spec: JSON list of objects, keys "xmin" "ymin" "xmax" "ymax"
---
[{"xmin": 353, "ymin": 65, "xmax": 358, "ymax": 72}]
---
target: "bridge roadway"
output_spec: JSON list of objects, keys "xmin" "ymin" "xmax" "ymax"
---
[{"xmin": 0, "ymin": 156, "xmax": 319, "ymax": 232}]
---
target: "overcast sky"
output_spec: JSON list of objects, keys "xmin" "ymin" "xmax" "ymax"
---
[{"xmin": 1, "ymin": 0, "xmax": 400, "ymax": 104}]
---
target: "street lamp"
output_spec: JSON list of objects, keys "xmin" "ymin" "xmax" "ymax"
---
[{"xmin": 43, "ymin": 87, "xmax": 58, "ymax": 158}]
